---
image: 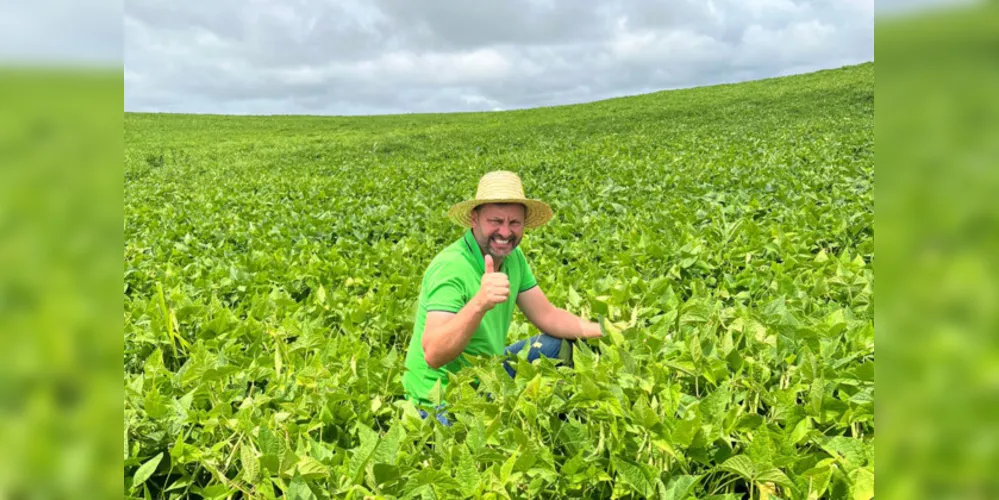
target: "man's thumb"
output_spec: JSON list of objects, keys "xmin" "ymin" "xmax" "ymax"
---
[{"xmin": 484, "ymin": 254, "xmax": 494, "ymax": 273}]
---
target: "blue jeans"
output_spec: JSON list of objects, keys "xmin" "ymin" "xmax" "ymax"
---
[
  {"xmin": 502, "ymin": 332, "xmax": 575, "ymax": 377},
  {"xmin": 418, "ymin": 333, "xmax": 574, "ymax": 426}
]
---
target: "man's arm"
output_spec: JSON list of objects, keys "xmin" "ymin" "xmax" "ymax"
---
[
  {"xmin": 422, "ymin": 303, "xmax": 488, "ymax": 369},
  {"xmin": 423, "ymin": 254, "xmax": 510, "ymax": 368},
  {"xmin": 516, "ymin": 286, "xmax": 602, "ymax": 340}
]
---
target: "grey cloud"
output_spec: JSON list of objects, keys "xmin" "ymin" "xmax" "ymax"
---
[
  {"xmin": 370, "ymin": 0, "xmax": 616, "ymax": 49},
  {"xmin": 1, "ymin": 0, "xmax": 120, "ymax": 64},
  {"xmin": 125, "ymin": 0, "xmax": 874, "ymax": 116}
]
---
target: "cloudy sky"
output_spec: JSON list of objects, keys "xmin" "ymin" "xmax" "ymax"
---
[{"xmin": 123, "ymin": 0, "xmax": 876, "ymax": 116}]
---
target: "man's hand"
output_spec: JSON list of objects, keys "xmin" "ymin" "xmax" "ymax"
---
[
  {"xmin": 579, "ymin": 317, "xmax": 603, "ymax": 339},
  {"xmin": 476, "ymin": 254, "xmax": 509, "ymax": 311}
]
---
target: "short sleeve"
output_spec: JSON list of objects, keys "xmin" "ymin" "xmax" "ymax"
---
[
  {"xmin": 424, "ymin": 265, "xmax": 466, "ymax": 313},
  {"xmin": 517, "ymin": 250, "xmax": 538, "ymax": 294}
]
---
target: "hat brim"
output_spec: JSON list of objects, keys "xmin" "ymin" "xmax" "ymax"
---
[{"xmin": 448, "ymin": 198, "xmax": 553, "ymax": 229}]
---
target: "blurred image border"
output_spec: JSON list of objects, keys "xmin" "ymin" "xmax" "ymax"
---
[{"xmin": 876, "ymin": 1, "xmax": 999, "ymax": 498}]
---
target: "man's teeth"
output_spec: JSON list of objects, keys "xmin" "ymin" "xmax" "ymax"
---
[{"xmin": 493, "ymin": 238, "xmax": 511, "ymax": 244}]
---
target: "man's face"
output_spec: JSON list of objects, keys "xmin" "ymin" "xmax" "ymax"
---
[{"xmin": 470, "ymin": 203, "xmax": 526, "ymax": 260}]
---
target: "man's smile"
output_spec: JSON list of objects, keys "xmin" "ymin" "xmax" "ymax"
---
[{"xmin": 491, "ymin": 236, "xmax": 513, "ymax": 251}]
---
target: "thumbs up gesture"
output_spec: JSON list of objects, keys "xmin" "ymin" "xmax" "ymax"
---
[{"xmin": 477, "ymin": 254, "xmax": 510, "ymax": 311}]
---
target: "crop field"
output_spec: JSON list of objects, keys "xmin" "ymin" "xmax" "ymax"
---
[{"xmin": 124, "ymin": 63, "xmax": 874, "ymax": 499}]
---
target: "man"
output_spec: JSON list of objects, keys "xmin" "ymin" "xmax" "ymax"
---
[{"xmin": 402, "ymin": 170, "xmax": 604, "ymax": 424}]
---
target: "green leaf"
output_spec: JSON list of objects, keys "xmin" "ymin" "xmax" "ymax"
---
[
  {"xmin": 719, "ymin": 455, "xmax": 755, "ymax": 481},
  {"xmin": 850, "ymin": 466, "xmax": 874, "ymax": 500},
  {"xmin": 373, "ymin": 421, "xmax": 404, "ymax": 465},
  {"xmin": 196, "ymin": 483, "xmax": 233, "ymax": 500},
  {"xmin": 513, "ymin": 443, "xmax": 538, "ymax": 471},
  {"xmin": 652, "ymin": 439, "xmax": 678, "ymax": 459},
  {"xmin": 131, "ymin": 452, "xmax": 163, "ymax": 490},
  {"xmin": 791, "ymin": 417, "xmax": 813, "ymax": 444},
  {"xmin": 802, "ymin": 464, "xmax": 833, "ymax": 500},
  {"xmin": 258, "ymin": 427, "xmax": 283, "ymax": 472},
  {"xmin": 573, "ymin": 340, "xmax": 595, "ymax": 371},
  {"xmin": 466, "ymin": 419, "xmax": 485, "ymax": 454},
  {"xmin": 854, "ymin": 360, "xmax": 875, "ymax": 382},
  {"xmin": 725, "ymin": 349, "xmax": 744, "ymax": 372},
  {"xmin": 817, "ymin": 436, "xmax": 867, "ymax": 470},
  {"xmin": 613, "ymin": 458, "xmax": 657, "ymax": 498},
  {"xmin": 286, "ymin": 474, "xmax": 316, "ymax": 500},
  {"xmin": 671, "ymin": 412, "xmax": 701, "ymax": 448},
  {"xmin": 500, "ymin": 450, "xmax": 519, "ymax": 484},
  {"xmin": 143, "ymin": 386, "xmax": 169, "ymax": 420},
  {"xmin": 164, "ymin": 477, "xmax": 193, "ymax": 492},
  {"xmin": 699, "ymin": 384, "xmax": 730, "ymax": 423},
  {"xmin": 296, "ymin": 456, "xmax": 328, "ymax": 479},
  {"xmin": 745, "ymin": 428, "xmax": 776, "ymax": 467},
  {"xmin": 756, "ymin": 467, "xmax": 793, "ymax": 487},
  {"xmin": 568, "ymin": 286, "xmax": 582, "ymax": 308},
  {"xmin": 688, "ymin": 330, "xmax": 702, "ymax": 364},
  {"xmin": 809, "ymin": 377, "xmax": 825, "ymax": 417},
  {"xmin": 373, "ymin": 463, "xmax": 399, "ymax": 486},
  {"xmin": 735, "ymin": 414, "xmax": 764, "ymax": 431},
  {"xmin": 348, "ymin": 424, "xmax": 380, "ymax": 483},
  {"xmin": 455, "ymin": 446, "xmax": 478, "ymax": 495},
  {"xmin": 241, "ymin": 443, "xmax": 259, "ymax": 483},
  {"xmin": 562, "ymin": 452, "xmax": 585, "ymax": 476},
  {"xmin": 663, "ymin": 474, "xmax": 701, "ymax": 500},
  {"xmin": 427, "ymin": 379, "xmax": 444, "ymax": 407}
]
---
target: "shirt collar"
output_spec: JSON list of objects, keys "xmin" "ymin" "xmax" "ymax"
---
[
  {"xmin": 462, "ymin": 229, "xmax": 485, "ymax": 274},
  {"xmin": 464, "ymin": 229, "xmax": 509, "ymax": 274}
]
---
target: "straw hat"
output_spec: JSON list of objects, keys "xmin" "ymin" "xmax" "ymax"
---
[{"xmin": 448, "ymin": 171, "xmax": 553, "ymax": 229}]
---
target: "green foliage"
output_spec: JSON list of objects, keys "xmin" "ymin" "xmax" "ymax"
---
[{"xmin": 124, "ymin": 63, "xmax": 873, "ymax": 498}]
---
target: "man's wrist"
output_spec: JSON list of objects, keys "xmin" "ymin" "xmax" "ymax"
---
[
  {"xmin": 469, "ymin": 295, "xmax": 489, "ymax": 316},
  {"xmin": 580, "ymin": 318, "xmax": 602, "ymax": 339}
]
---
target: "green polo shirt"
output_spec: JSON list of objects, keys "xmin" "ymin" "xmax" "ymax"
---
[{"xmin": 403, "ymin": 229, "xmax": 538, "ymax": 407}]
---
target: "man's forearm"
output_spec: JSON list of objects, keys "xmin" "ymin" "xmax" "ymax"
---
[
  {"xmin": 542, "ymin": 307, "xmax": 602, "ymax": 339},
  {"xmin": 423, "ymin": 299, "xmax": 489, "ymax": 368}
]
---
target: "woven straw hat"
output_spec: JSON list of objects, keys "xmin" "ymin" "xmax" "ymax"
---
[{"xmin": 448, "ymin": 171, "xmax": 553, "ymax": 229}]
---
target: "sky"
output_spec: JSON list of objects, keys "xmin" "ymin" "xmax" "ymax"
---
[{"xmin": 120, "ymin": 0, "xmax": 880, "ymax": 116}]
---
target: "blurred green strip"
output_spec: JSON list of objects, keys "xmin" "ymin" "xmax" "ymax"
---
[
  {"xmin": 877, "ymin": 3, "xmax": 999, "ymax": 499},
  {"xmin": 0, "ymin": 67, "xmax": 121, "ymax": 500}
]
